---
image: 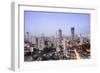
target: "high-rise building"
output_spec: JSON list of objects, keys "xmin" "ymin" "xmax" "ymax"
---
[
  {"xmin": 32, "ymin": 37, "xmax": 38, "ymax": 48},
  {"xmin": 62, "ymin": 38, "xmax": 67, "ymax": 55},
  {"xmin": 38, "ymin": 37, "xmax": 45, "ymax": 50},
  {"xmin": 25, "ymin": 32, "xmax": 30, "ymax": 42},
  {"xmin": 58, "ymin": 29, "xmax": 63, "ymax": 45},
  {"xmin": 36, "ymin": 37, "xmax": 38, "ymax": 48},
  {"xmin": 71, "ymin": 27, "xmax": 75, "ymax": 40}
]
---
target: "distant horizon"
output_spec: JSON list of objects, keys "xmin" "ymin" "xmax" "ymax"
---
[
  {"xmin": 24, "ymin": 11, "xmax": 90, "ymax": 36},
  {"xmin": 24, "ymin": 29, "xmax": 90, "ymax": 38}
]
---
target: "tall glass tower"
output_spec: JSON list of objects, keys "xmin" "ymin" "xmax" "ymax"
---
[{"xmin": 71, "ymin": 27, "xmax": 75, "ymax": 40}]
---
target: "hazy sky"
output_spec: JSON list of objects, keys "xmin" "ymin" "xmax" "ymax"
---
[{"xmin": 24, "ymin": 11, "xmax": 90, "ymax": 36}]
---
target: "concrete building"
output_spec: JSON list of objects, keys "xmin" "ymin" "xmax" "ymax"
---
[{"xmin": 58, "ymin": 29, "xmax": 63, "ymax": 46}]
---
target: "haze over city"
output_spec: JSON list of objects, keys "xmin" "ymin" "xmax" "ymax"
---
[{"xmin": 24, "ymin": 11, "xmax": 90, "ymax": 36}]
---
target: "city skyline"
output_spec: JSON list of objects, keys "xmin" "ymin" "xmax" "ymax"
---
[{"xmin": 24, "ymin": 11, "xmax": 90, "ymax": 36}]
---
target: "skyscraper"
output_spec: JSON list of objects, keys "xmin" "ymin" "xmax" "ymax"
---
[
  {"xmin": 71, "ymin": 27, "xmax": 75, "ymax": 40},
  {"xmin": 58, "ymin": 29, "xmax": 63, "ymax": 45},
  {"xmin": 25, "ymin": 32, "xmax": 29, "ymax": 42}
]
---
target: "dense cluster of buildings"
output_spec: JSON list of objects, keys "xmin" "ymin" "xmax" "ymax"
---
[{"xmin": 24, "ymin": 27, "xmax": 90, "ymax": 61}]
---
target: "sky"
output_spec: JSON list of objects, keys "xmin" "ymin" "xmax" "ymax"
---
[{"xmin": 24, "ymin": 11, "xmax": 90, "ymax": 36}]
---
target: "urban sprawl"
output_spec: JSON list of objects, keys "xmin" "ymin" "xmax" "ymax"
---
[{"xmin": 24, "ymin": 27, "xmax": 90, "ymax": 61}]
